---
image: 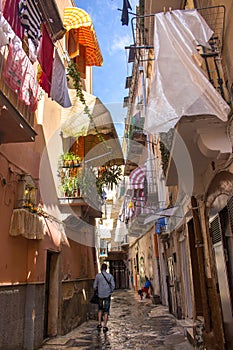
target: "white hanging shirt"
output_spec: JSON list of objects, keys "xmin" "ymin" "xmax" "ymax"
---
[{"xmin": 145, "ymin": 9, "xmax": 230, "ymax": 134}]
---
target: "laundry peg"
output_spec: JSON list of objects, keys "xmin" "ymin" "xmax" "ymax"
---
[
  {"xmin": 169, "ymin": 7, "xmax": 172, "ymax": 13},
  {"xmin": 163, "ymin": 7, "xmax": 166, "ymax": 14}
]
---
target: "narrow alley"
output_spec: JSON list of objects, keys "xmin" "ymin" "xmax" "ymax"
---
[
  {"xmin": 1, "ymin": 1, "xmax": 233, "ymax": 350},
  {"xmin": 39, "ymin": 290, "xmax": 193, "ymax": 350}
]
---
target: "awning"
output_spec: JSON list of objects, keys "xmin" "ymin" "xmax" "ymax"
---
[
  {"xmin": 129, "ymin": 166, "xmax": 145, "ymax": 189},
  {"xmin": 63, "ymin": 7, "xmax": 103, "ymax": 66},
  {"xmin": 61, "ymin": 90, "xmax": 115, "ymax": 137},
  {"xmin": 61, "ymin": 89, "xmax": 124, "ymax": 166},
  {"xmin": 144, "ymin": 206, "xmax": 181, "ymax": 225}
]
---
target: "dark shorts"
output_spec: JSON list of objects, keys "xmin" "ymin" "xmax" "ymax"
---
[{"xmin": 98, "ymin": 296, "xmax": 111, "ymax": 314}]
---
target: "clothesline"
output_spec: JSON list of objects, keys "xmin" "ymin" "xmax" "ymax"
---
[{"xmin": 1, "ymin": 0, "xmax": 73, "ymax": 109}]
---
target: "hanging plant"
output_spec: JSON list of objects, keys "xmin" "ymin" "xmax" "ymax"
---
[
  {"xmin": 159, "ymin": 128, "xmax": 174, "ymax": 177},
  {"xmin": 96, "ymin": 165, "xmax": 122, "ymax": 195}
]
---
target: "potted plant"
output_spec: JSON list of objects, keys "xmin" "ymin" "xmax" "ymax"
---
[
  {"xmin": 73, "ymin": 154, "xmax": 81, "ymax": 166},
  {"xmin": 60, "ymin": 152, "xmax": 81, "ymax": 167},
  {"xmin": 73, "ymin": 175, "xmax": 81, "ymax": 197},
  {"xmin": 62, "ymin": 176, "xmax": 74, "ymax": 197},
  {"xmin": 60, "ymin": 151, "xmax": 73, "ymax": 167},
  {"xmin": 96, "ymin": 165, "xmax": 122, "ymax": 195}
]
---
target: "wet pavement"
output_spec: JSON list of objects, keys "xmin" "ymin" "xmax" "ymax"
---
[{"xmin": 39, "ymin": 289, "xmax": 194, "ymax": 349}]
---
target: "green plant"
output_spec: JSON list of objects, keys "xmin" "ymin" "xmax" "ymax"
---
[
  {"xmin": 159, "ymin": 129, "xmax": 174, "ymax": 177},
  {"xmin": 96, "ymin": 165, "xmax": 122, "ymax": 194},
  {"xmin": 60, "ymin": 170, "xmax": 85, "ymax": 197},
  {"xmin": 62, "ymin": 176, "xmax": 74, "ymax": 196},
  {"xmin": 60, "ymin": 151, "xmax": 81, "ymax": 166}
]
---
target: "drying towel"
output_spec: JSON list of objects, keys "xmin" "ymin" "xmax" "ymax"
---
[
  {"xmin": 50, "ymin": 49, "xmax": 71, "ymax": 108},
  {"xmin": 4, "ymin": 36, "xmax": 39, "ymax": 111},
  {"xmin": 19, "ymin": 0, "xmax": 42, "ymax": 61},
  {"xmin": 38, "ymin": 24, "xmax": 54, "ymax": 95},
  {"xmin": 121, "ymin": 0, "xmax": 132, "ymax": 26},
  {"xmin": 0, "ymin": 15, "xmax": 14, "ymax": 47},
  {"xmin": 3, "ymin": 0, "xmax": 24, "ymax": 40},
  {"xmin": 9, "ymin": 209, "xmax": 44, "ymax": 240}
]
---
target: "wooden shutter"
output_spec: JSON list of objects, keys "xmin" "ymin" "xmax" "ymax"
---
[{"xmin": 74, "ymin": 44, "xmax": 86, "ymax": 79}]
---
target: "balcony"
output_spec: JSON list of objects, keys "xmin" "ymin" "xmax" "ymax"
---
[
  {"xmin": 57, "ymin": 159, "xmax": 102, "ymax": 216},
  {"xmin": 124, "ymin": 128, "xmax": 147, "ymax": 176},
  {"xmin": 0, "ymin": 45, "xmax": 36, "ymax": 143},
  {"xmin": 130, "ymin": 6, "xmax": 229, "ymax": 104},
  {"xmin": 128, "ymin": 212, "xmax": 154, "ymax": 237}
]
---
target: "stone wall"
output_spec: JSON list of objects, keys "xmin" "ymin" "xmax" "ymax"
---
[
  {"xmin": 0, "ymin": 284, "xmax": 44, "ymax": 350},
  {"xmin": 61, "ymin": 278, "xmax": 96, "ymax": 335}
]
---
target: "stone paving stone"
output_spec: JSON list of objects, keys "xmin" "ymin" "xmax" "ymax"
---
[{"xmin": 39, "ymin": 289, "xmax": 194, "ymax": 349}]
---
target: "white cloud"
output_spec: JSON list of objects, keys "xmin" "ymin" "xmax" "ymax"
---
[
  {"xmin": 130, "ymin": 0, "xmax": 139, "ymax": 10},
  {"xmin": 109, "ymin": 34, "xmax": 132, "ymax": 54}
]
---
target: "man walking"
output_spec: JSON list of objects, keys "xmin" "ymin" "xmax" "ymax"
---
[{"xmin": 93, "ymin": 263, "xmax": 115, "ymax": 332}]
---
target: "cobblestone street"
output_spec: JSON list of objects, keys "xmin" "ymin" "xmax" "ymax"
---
[{"xmin": 39, "ymin": 290, "xmax": 194, "ymax": 349}]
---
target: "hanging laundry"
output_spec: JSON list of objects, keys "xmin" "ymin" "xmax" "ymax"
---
[
  {"xmin": 3, "ymin": 0, "xmax": 24, "ymax": 40},
  {"xmin": 145, "ymin": 9, "xmax": 230, "ymax": 134},
  {"xmin": 121, "ymin": 0, "xmax": 132, "ymax": 26},
  {"xmin": 18, "ymin": 0, "xmax": 42, "ymax": 61},
  {"xmin": 50, "ymin": 49, "xmax": 72, "ymax": 108},
  {"xmin": 125, "ymin": 197, "xmax": 134, "ymax": 223},
  {"xmin": 0, "ymin": 15, "xmax": 14, "ymax": 47},
  {"xmin": 38, "ymin": 24, "xmax": 54, "ymax": 95},
  {"xmin": 4, "ymin": 36, "xmax": 39, "ymax": 111}
]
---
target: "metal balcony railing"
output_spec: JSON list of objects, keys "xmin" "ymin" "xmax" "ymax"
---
[
  {"xmin": 58, "ymin": 162, "xmax": 102, "ymax": 211},
  {"xmin": 130, "ymin": 6, "xmax": 225, "ymax": 56},
  {"xmin": 128, "ymin": 6, "xmax": 229, "ymax": 103}
]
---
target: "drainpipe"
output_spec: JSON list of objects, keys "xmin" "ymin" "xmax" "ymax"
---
[{"xmin": 191, "ymin": 196, "xmax": 211, "ymax": 331}]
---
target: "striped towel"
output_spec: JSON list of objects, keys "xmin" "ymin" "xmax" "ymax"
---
[{"xmin": 19, "ymin": 0, "xmax": 42, "ymax": 47}]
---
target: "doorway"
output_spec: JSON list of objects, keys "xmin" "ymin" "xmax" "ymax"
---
[
  {"xmin": 110, "ymin": 260, "xmax": 128, "ymax": 289},
  {"xmin": 44, "ymin": 250, "xmax": 60, "ymax": 338},
  {"xmin": 180, "ymin": 237, "xmax": 193, "ymax": 318},
  {"xmin": 167, "ymin": 256, "xmax": 177, "ymax": 316},
  {"xmin": 188, "ymin": 219, "xmax": 203, "ymax": 316}
]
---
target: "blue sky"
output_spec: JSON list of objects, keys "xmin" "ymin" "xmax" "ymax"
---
[{"xmin": 75, "ymin": 0, "xmax": 138, "ymax": 136}]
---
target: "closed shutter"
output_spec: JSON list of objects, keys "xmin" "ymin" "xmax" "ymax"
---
[
  {"xmin": 210, "ymin": 215, "xmax": 222, "ymax": 244},
  {"xmin": 75, "ymin": 44, "xmax": 86, "ymax": 79},
  {"xmin": 219, "ymin": 207, "xmax": 228, "ymax": 236},
  {"xmin": 227, "ymin": 195, "xmax": 233, "ymax": 234}
]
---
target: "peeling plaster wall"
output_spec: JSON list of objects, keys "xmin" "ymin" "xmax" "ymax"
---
[
  {"xmin": 61, "ymin": 279, "xmax": 95, "ymax": 334},
  {"xmin": 129, "ymin": 228, "xmax": 160, "ymax": 296}
]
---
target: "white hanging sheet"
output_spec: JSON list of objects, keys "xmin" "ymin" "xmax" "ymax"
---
[{"xmin": 145, "ymin": 9, "xmax": 230, "ymax": 134}]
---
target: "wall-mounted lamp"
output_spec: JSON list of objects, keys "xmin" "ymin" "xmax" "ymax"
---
[{"xmin": 17, "ymin": 174, "xmax": 37, "ymax": 209}]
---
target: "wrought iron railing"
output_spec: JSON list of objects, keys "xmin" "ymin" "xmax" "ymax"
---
[
  {"xmin": 58, "ymin": 162, "xmax": 102, "ymax": 210},
  {"xmin": 128, "ymin": 6, "xmax": 229, "ymax": 103}
]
